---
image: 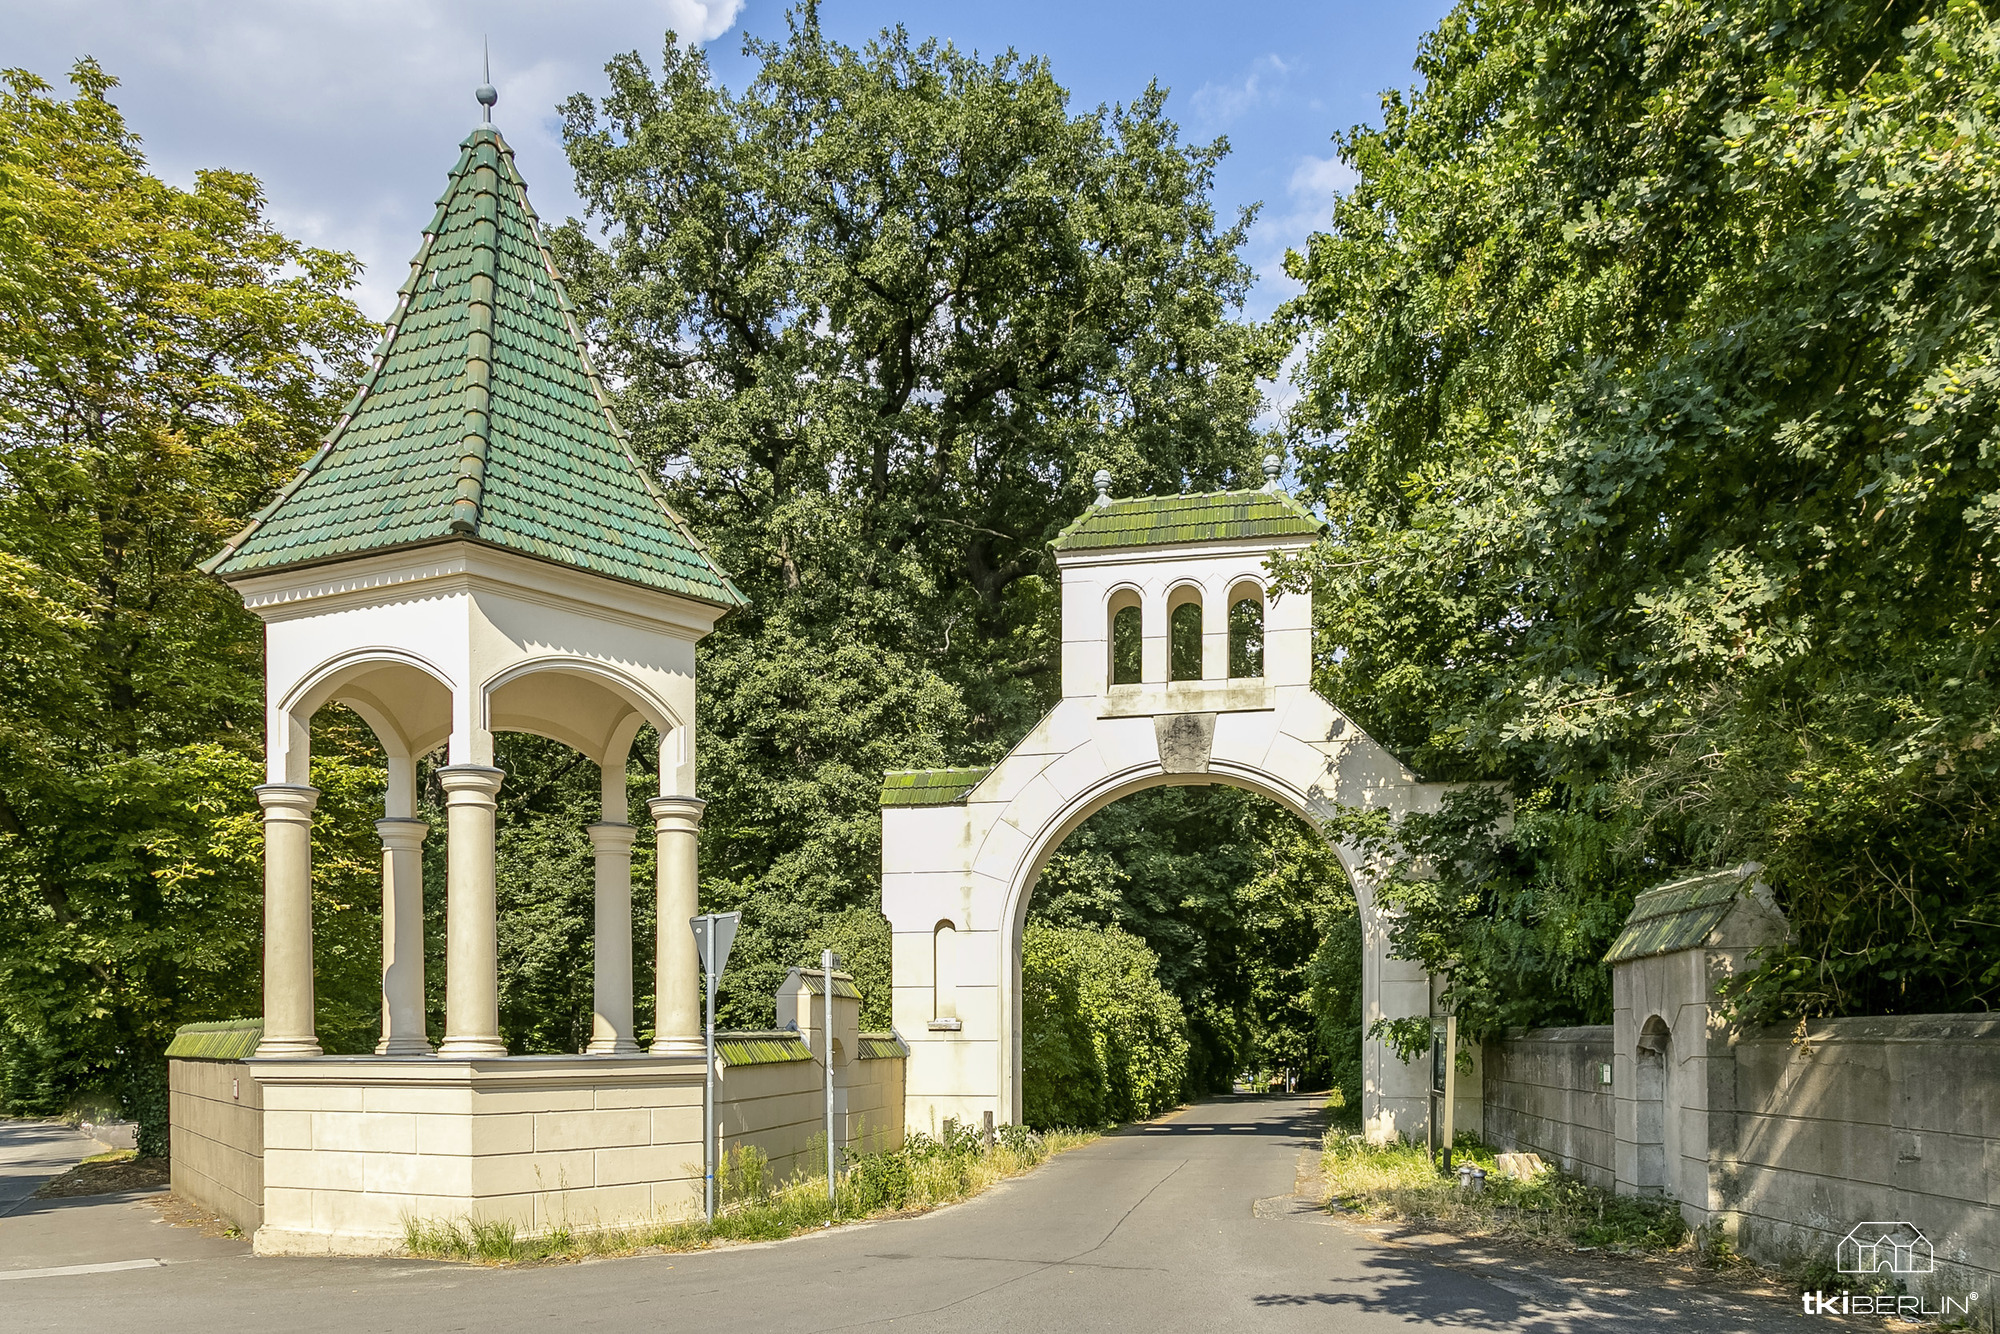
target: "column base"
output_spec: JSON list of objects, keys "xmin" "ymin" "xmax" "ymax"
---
[
  {"xmin": 648, "ymin": 1036, "xmax": 705, "ymax": 1060},
  {"xmin": 586, "ymin": 1038, "xmax": 644, "ymax": 1056},
  {"xmin": 374, "ymin": 1037, "xmax": 436, "ymax": 1057},
  {"xmin": 255, "ymin": 1038, "xmax": 323, "ymax": 1059},
  {"xmin": 436, "ymin": 1037, "xmax": 509, "ymax": 1058}
]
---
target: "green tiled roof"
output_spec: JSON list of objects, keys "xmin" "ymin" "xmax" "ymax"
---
[
  {"xmin": 880, "ymin": 767, "xmax": 993, "ymax": 807},
  {"xmin": 790, "ymin": 968, "xmax": 863, "ymax": 1000},
  {"xmin": 1603, "ymin": 866, "xmax": 1763, "ymax": 964},
  {"xmin": 1051, "ymin": 487, "xmax": 1323, "ymax": 552},
  {"xmin": 203, "ymin": 126, "xmax": 742, "ymax": 607},
  {"xmin": 716, "ymin": 1030, "xmax": 812, "ymax": 1067},
  {"xmin": 857, "ymin": 1032, "xmax": 909, "ymax": 1061},
  {"xmin": 165, "ymin": 1018, "xmax": 263, "ymax": 1061}
]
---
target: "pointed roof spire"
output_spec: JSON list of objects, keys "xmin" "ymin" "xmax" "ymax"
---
[
  {"xmin": 476, "ymin": 39, "xmax": 496, "ymax": 123},
  {"xmin": 203, "ymin": 122, "xmax": 743, "ymax": 608}
]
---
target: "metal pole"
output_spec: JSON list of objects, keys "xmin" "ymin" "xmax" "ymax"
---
[
  {"xmin": 823, "ymin": 947, "xmax": 836, "ymax": 1209},
  {"xmin": 704, "ymin": 928, "xmax": 717, "ymax": 1223}
]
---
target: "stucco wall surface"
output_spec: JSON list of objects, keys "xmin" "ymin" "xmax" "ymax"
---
[
  {"xmin": 1481, "ymin": 1028, "xmax": 1615, "ymax": 1191},
  {"xmin": 168, "ymin": 1058, "xmax": 264, "ymax": 1235},
  {"xmin": 249, "ymin": 1055, "xmax": 707, "ymax": 1255},
  {"xmin": 1728, "ymin": 1015, "xmax": 2000, "ymax": 1306}
]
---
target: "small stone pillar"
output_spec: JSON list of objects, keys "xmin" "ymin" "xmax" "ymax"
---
[
  {"xmin": 647, "ymin": 795, "xmax": 704, "ymax": 1057},
  {"xmin": 374, "ymin": 817, "xmax": 432, "ymax": 1055},
  {"xmin": 254, "ymin": 784, "xmax": 322, "ymax": 1058},
  {"xmin": 437, "ymin": 765, "xmax": 507, "ymax": 1057},
  {"xmin": 586, "ymin": 821, "xmax": 640, "ymax": 1055}
]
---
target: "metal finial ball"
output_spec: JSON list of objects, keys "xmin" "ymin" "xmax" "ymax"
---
[
  {"xmin": 1262, "ymin": 453, "xmax": 1282, "ymax": 483},
  {"xmin": 1092, "ymin": 468, "xmax": 1112, "ymax": 499},
  {"xmin": 476, "ymin": 83, "xmax": 498, "ymax": 109}
]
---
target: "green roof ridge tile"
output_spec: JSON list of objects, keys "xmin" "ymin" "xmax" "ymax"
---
[
  {"xmin": 203, "ymin": 125, "xmax": 744, "ymax": 607},
  {"xmin": 1602, "ymin": 864, "xmax": 1767, "ymax": 964},
  {"xmin": 880, "ymin": 766, "xmax": 995, "ymax": 807},
  {"xmin": 1050, "ymin": 485, "xmax": 1324, "ymax": 553}
]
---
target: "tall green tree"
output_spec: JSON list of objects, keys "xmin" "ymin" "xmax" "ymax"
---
[
  {"xmin": 1282, "ymin": 0, "xmax": 2000, "ymax": 1029},
  {"xmin": 0, "ymin": 63, "xmax": 375, "ymax": 1138},
  {"xmin": 555, "ymin": 6, "xmax": 1279, "ymax": 1009}
]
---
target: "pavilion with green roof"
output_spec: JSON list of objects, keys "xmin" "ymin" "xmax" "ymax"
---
[
  {"xmin": 164, "ymin": 86, "xmax": 912, "ymax": 1259},
  {"xmin": 204, "ymin": 99, "xmax": 744, "ymax": 1074}
]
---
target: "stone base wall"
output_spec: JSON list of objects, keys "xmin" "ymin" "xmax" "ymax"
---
[
  {"xmin": 168, "ymin": 1059, "xmax": 264, "ymax": 1235},
  {"xmin": 1729, "ymin": 1015, "xmax": 2000, "ymax": 1310},
  {"xmin": 846, "ymin": 1054, "xmax": 904, "ymax": 1155},
  {"xmin": 716, "ymin": 1054, "xmax": 907, "ymax": 1187},
  {"xmin": 167, "ymin": 1047, "xmax": 910, "ymax": 1255},
  {"xmin": 251, "ymin": 1055, "xmax": 706, "ymax": 1255},
  {"xmin": 1480, "ymin": 1027, "xmax": 1615, "ymax": 1190}
]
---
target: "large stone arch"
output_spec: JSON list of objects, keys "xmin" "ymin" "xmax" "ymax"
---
[{"xmin": 882, "ymin": 476, "xmax": 1466, "ymax": 1141}]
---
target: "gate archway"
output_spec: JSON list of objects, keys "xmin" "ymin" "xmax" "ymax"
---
[{"xmin": 881, "ymin": 467, "xmax": 1458, "ymax": 1140}]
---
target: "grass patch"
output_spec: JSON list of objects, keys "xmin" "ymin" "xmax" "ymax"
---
[
  {"xmin": 402, "ymin": 1122, "xmax": 1097, "ymax": 1264},
  {"xmin": 1321, "ymin": 1132, "xmax": 1690, "ymax": 1252}
]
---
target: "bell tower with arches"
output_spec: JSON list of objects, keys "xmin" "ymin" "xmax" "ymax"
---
[{"xmin": 881, "ymin": 462, "xmax": 1458, "ymax": 1139}]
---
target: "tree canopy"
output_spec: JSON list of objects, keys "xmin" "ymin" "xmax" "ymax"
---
[
  {"xmin": 554, "ymin": 6, "xmax": 1281, "ymax": 1017},
  {"xmin": 0, "ymin": 62, "xmax": 378, "ymax": 1140},
  {"xmin": 1283, "ymin": 0, "xmax": 2000, "ymax": 1031}
]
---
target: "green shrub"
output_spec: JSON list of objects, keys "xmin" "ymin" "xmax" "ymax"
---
[{"xmin": 1021, "ymin": 923, "xmax": 1188, "ymax": 1128}]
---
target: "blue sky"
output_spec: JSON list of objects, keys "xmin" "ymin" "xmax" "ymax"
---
[{"xmin": 10, "ymin": 0, "xmax": 1450, "ymax": 322}]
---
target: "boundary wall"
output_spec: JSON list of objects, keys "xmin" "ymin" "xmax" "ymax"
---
[
  {"xmin": 1480, "ymin": 1027, "xmax": 1614, "ymax": 1191},
  {"xmin": 167, "ymin": 1059, "xmax": 265, "ymax": 1236},
  {"xmin": 1481, "ymin": 1016, "xmax": 1999, "ymax": 1311}
]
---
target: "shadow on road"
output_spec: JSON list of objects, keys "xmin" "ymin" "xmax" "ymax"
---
[{"xmin": 1106, "ymin": 1095, "xmax": 1327, "ymax": 1151}]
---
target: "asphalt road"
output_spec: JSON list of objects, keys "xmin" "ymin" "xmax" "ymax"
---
[{"xmin": 1, "ymin": 1097, "xmax": 1810, "ymax": 1332}]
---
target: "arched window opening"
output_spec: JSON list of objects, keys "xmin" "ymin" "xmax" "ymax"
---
[
  {"xmin": 1109, "ymin": 596, "xmax": 1142, "ymax": 686},
  {"xmin": 933, "ymin": 921, "xmax": 959, "ymax": 1021},
  {"xmin": 1170, "ymin": 599, "xmax": 1204, "ymax": 681},
  {"xmin": 1228, "ymin": 593, "xmax": 1264, "ymax": 679}
]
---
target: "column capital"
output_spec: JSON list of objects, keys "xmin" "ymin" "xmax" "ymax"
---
[
  {"xmin": 255, "ymin": 783, "xmax": 320, "ymax": 822},
  {"xmin": 646, "ymin": 794, "xmax": 706, "ymax": 833},
  {"xmin": 586, "ymin": 821, "xmax": 639, "ymax": 854},
  {"xmin": 436, "ymin": 764, "xmax": 506, "ymax": 804},
  {"xmin": 374, "ymin": 817, "xmax": 430, "ymax": 852}
]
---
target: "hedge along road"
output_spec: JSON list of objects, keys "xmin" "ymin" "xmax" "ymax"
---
[{"xmin": 1, "ymin": 1096, "xmax": 1811, "ymax": 1333}]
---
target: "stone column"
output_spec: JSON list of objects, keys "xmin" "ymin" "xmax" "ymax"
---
[
  {"xmin": 436, "ymin": 765, "xmax": 507, "ymax": 1057},
  {"xmin": 374, "ymin": 817, "xmax": 432, "ymax": 1055},
  {"xmin": 254, "ymin": 784, "xmax": 322, "ymax": 1058},
  {"xmin": 647, "ymin": 795, "xmax": 705, "ymax": 1057},
  {"xmin": 586, "ymin": 821, "xmax": 640, "ymax": 1055}
]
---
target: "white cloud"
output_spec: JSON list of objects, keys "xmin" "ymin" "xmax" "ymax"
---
[
  {"xmin": 15, "ymin": 1, "xmax": 744, "ymax": 317},
  {"xmin": 1190, "ymin": 54, "xmax": 1291, "ymax": 126}
]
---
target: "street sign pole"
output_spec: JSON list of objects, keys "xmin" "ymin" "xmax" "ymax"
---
[
  {"xmin": 689, "ymin": 911, "xmax": 740, "ymax": 1224},
  {"xmin": 823, "ymin": 947, "xmax": 841, "ymax": 1209}
]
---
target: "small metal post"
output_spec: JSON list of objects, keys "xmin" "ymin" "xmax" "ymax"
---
[
  {"xmin": 823, "ymin": 948, "xmax": 838, "ymax": 1208},
  {"xmin": 703, "ymin": 927, "xmax": 717, "ymax": 1222},
  {"xmin": 1440, "ymin": 1012, "xmax": 1458, "ymax": 1175}
]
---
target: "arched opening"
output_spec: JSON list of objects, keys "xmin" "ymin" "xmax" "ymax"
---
[
  {"xmin": 1017, "ymin": 780, "xmax": 1359, "ymax": 1129},
  {"xmin": 1168, "ymin": 587, "xmax": 1204, "ymax": 681},
  {"xmin": 1634, "ymin": 1015, "xmax": 1672, "ymax": 1195},
  {"xmin": 1108, "ymin": 589, "xmax": 1143, "ymax": 686},
  {"xmin": 1228, "ymin": 582, "xmax": 1264, "ymax": 679},
  {"xmin": 932, "ymin": 921, "xmax": 959, "ymax": 1022}
]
